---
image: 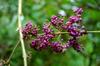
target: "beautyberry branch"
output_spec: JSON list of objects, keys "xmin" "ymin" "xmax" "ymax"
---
[{"xmin": 22, "ymin": 7, "xmax": 99, "ymax": 53}]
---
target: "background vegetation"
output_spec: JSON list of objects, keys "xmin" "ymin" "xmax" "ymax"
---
[{"xmin": 0, "ymin": 0, "xmax": 100, "ymax": 66}]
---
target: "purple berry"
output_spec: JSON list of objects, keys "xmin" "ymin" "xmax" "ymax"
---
[
  {"xmin": 25, "ymin": 22, "xmax": 33, "ymax": 29},
  {"xmin": 50, "ymin": 42, "xmax": 65, "ymax": 53},
  {"xmin": 43, "ymin": 24, "xmax": 55, "ymax": 39},
  {"xmin": 51, "ymin": 15, "xmax": 64, "ymax": 26},
  {"xmin": 31, "ymin": 27, "xmax": 38, "ymax": 36},
  {"xmin": 31, "ymin": 35, "xmax": 49, "ymax": 50},
  {"xmin": 73, "ymin": 43, "xmax": 82, "ymax": 52},
  {"xmin": 73, "ymin": 8, "xmax": 83, "ymax": 15},
  {"xmin": 66, "ymin": 38, "xmax": 76, "ymax": 48},
  {"xmin": 69, "ymin": 16, "xmax": 82, "ymax": 23},
  {"xmin": 66, "ymin": 38, "xmax": 83, "ymax": 52},
  {"xmin": 24, "ymin": 22, "xmax": 32, "ymax": 33},
  {"xmin": 51, "ymin": 16, "xmax": 58, "ymax": 26},
  {"xmin": 31, "ymin": 39, "xmax": 37, "ymax": 47},
  {"xmin": 43, "ymin": 24, "xmax": 52, "ymax": 34}
]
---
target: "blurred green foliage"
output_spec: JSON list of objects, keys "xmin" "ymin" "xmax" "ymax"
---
[{"xmin": 0, "ymin": 0, "xmax": 100, "ymax": 66}]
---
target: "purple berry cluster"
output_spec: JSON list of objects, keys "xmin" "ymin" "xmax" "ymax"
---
[
  {"xmin": 66, "ymin": 38, "xmax": 83, "ymax": 52},
  {"xmin": 30, "ymin": 24, "xmax": 55, "ymax": 51},
  {"xmin": 51, "ymin": 42, "xmax": 66, "ymax": 53},
  {"xmin": 51, "ymin": 15, "xmax": 64, "ymax": 29},
  {"xmin": 22, "ymin": 7, "xmax": 87, "ymax": 53},
  {"xmin": 62, "ymin": 7, "xmax": 86, "ymax": 52},
  {"xmin": 43, "ymin": 24, "xmax": 55, "ymax": 39},
  {"xmin": 31, "ymin": 35, "xmax": 49, "ymax": 50},
  {"xmin": 22, "ymin": 22, "xmax": 38, "ymax": 39}
]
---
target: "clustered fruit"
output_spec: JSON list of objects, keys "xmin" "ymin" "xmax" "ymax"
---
[{"xmin": 22, "ymin": 7, "xmax": 87, "ymax": 53}]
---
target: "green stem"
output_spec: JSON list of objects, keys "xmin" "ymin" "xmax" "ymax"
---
[
  {"xmin": 55, "ymin": 31, "xmax": 100, "ymax": 34},
  {"xmin": 18, "ymin": 0, "xmax": 27, "ymax": 66},
  {"xmin": 87, "ymin": 31, "xmax": 100, "ymax": 33},
  {"xmin": 5, "ymin": 41, "xmax": 20, "ymax": 64}
]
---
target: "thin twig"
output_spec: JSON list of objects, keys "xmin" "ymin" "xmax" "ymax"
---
[
  {"xmin": 55, "ymin": 31, "xmax": 100, "ymax": 34},
  {"xmin": 87, "ymin": 31, "xmax": 100, "ymax": 33},
  {"xmin": 18, "ymin": 0, "xmax": 27, "ymax": 66},
  {"xmin": 5, "ymin": 41, "xmax": 20, "ymax": 64}
]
